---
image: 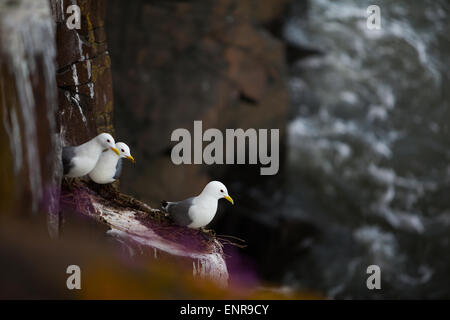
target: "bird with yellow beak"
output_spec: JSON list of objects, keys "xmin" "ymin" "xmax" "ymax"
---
[
  {"xmin": 62, "ymin": 133, "xmax": 120, "ymax": 177},
  {"xmin": 89, "ymin": 142, "xmax": 135, "ymax": 184},
  {"xmin": 161, "ymin": 181, "xmax": 234, "ymax": 229}
]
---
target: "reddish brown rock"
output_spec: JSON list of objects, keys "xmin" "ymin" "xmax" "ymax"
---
[
  {"xmin": 51, "ymin": 0, "xmax": 114, "ymax": 145},
  {"xmin": 0, "ymin": 0, "xmax": 294, "ymax": 294},
  {"xmin": 106, "ymin": 0, "xmax": 290, "ymax": 202}
]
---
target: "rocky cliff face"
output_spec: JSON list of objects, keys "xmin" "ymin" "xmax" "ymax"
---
[
  {"xmin": 106, "ymin": 0, "xmax": 291, "ymax": 202},
  {"xmin": 50, "ymin": 0, "xmax": 114, "ymax": 145},
  {"xmin": 105, "ymin": 0, "xmax": 295, "ymax": 286},
  {"xmin": 50, "ymin": 0, "xmax": 230, "ymax": 286},
  {"xmin": 0, "ymin": 0, "xmax": 231, "ymax": 290},
  {"xmin": 0, "ymin": 0, "xmax": 295, "ymax": 296}
]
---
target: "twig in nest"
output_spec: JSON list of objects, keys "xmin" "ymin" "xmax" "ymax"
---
[
  {"xmin": 215, "ymin": 234, "xmax": 247, "ymax": 248},
  {"xmin": 200, "ymin": 227, "xmax": 216, "ymax": 237}
]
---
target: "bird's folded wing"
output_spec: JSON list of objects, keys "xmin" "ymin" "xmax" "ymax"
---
[
  {"xmin": 62, "ymin": 146, "xmax": 76, "ymax": 175},
  {"xmin": 167, "ymin": 197, "xmax": 195, "ymax": 226},
  {"xmin": 113, "ymin": 157, "xmax": 123, "ymax": 180}
]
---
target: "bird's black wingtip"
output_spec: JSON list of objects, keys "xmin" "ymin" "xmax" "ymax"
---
[{"xmin": 161, "ymin": 200, "xmax": 168, "ymax": 209}]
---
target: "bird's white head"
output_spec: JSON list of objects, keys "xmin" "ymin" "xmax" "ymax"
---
[
  {"xmin": 201, "ymin": 181, "xmax": 234, "ymax": 205},
  {"xmin": 96, "ymin": 133, "xmax": 120, "ymax": 156},
  {"xmin": 116, "ymin": 142, "xmax": 135, "ymax": 163}
]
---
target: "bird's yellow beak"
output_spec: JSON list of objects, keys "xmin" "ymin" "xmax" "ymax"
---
[
  {"xmin": 127, "ymin": 155, "xmax": 135, "ymax": 163},
  {"xmin": 111, "ymin": 147, "xmax": 120, "ymax": 156},
  {"xmin": 224, "ymin": 195, "xmax": 234, "ymax": 205}
]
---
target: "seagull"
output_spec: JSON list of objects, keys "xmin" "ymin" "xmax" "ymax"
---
[
  {"xmin": 62, "ymin": 133, "xmax": 120, "ymax": 177},
  {"xmin": 161, "ymin": 181, "xmax": 234, "ymax": 229},
  {"xmin": 88, "ymin": 142, "xmax": 135, "ymax": 184}
]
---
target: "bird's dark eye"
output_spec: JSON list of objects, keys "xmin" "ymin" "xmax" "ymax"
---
[
  {"xmin": 121, "ymin": 149, "xmax": 125, "ymax": 152},
  {"xmin": 107, "ymin": 139, "xmax": 111, "ymax": 143},
  {"xmin": 220, "ymin": 189, "xmax": 224, "ymax": 193}
]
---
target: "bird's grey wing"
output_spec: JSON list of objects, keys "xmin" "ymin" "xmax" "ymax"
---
[
  {"xmin": 113, "ymin": 158, "xmax": 123, "ymax": 180},
  {"xmin": 62, "ymin": 146, "xmax": 76, "ymax": 175},
  {"xmin": 166, "ymin": 197, "xmax": 195, "ymax": 226}
]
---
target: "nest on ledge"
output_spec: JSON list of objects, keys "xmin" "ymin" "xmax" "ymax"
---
[{"xmin": 60, "ymin": 179, "xmax": 246, "ymax": 255}]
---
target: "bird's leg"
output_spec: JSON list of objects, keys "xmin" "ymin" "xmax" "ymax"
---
[
  {"xmin": 109, "ymin": 181, "xmax": 121, "ymax": 192},
  {"xmin": 200, "ymin": 227, "xmax": 216, "ymax": 238}
]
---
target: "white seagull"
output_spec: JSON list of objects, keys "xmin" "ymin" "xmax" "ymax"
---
[
  {"xmin": 161, "ymin": 181, "xmax": 234, "ymax": 229},
  {"xmin": 89, "ymin": 142, "xmax": 135, "ymax": 184},
  {"xmin": 62, "ymin": 133, "xmax": 120, "ymax": 177}
]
